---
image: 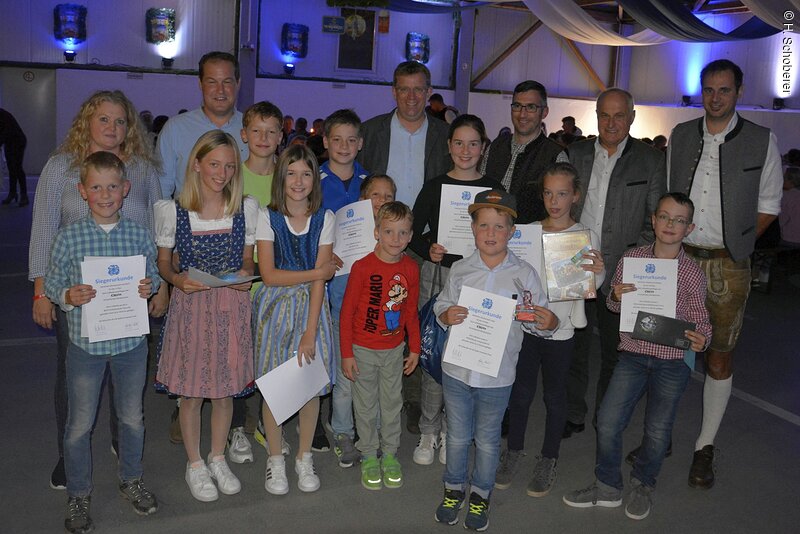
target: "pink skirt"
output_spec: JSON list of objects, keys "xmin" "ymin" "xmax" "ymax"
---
[{"xmin": 156, "ymin": 286, "xmax": 254, "ymax": 398}]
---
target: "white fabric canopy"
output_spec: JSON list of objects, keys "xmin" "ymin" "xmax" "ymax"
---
[{"xmin": 738, "ymin": 0, "xmax": 800, "ymax": 31}]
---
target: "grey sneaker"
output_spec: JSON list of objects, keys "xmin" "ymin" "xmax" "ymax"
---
[
  {"xmin": 65, "ymin": 495, "xmax": 93, "ymax": 533},
  {"xmin": 334, "ymin": 434, "xmax": 360, "ymax": 468},
  {"xmin": 494, "ymin": 449, "xmax": 523, "ymax": 490},
  {"xmin": 625, "ymin": 480, "xmax": 653, "ymax": 520},
  {"xmin": 563, "ymin": 481, "xmax": 622, "ymax": 508},
  {"xmin": 119, "ymin": 478, "xmax": 158, "ymax": 515},
  {"xmin": 526, "ymin": 456, "xmax": 557, "ymax": 497}
]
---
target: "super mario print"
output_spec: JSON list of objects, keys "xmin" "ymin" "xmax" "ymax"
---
[{"xmin": 381, "ymin": 273, "xmax": 408, "ymax": 335}]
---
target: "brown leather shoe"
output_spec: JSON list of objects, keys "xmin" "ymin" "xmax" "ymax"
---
[{"xmin": 688, "ymin": 445, "xmax": 715, "ymax": 489}]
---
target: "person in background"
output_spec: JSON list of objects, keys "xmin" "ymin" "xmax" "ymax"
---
[
  {"xmin": 426, "ymin": 93, "xmax": 459, "ymax": 124},
  {"xmin": 0, "ymin": 107, "xmax": 28, "ymax": 206}
]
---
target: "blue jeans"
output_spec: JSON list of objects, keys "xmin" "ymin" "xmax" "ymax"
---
[
  {"xmin": 329, "ymin": 275, "xmax": 354, "ymax": 438},
  {"xmin": 595, "ymin": 352, "xmax": 690, "ymax": 490},
  {"xmin": 65, "ymin": 340, "xmax": 148, "ymax": 496},
  {"xmin": 442, "ymin": 373, "xmax": 512, "ymax": 495}
]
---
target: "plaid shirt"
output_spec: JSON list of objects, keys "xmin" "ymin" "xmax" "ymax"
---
[
  {"xmin": 607, "ymin": 243, "xmax": 711, "ymax": 360},
  {"xmin": 45, "ymin": 216, "xmax": 160, "ymax": 356}
]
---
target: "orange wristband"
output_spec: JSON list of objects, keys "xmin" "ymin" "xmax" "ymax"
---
[{"xmin": 33, "ymin": 294, "xmax": 48, "ymax": 301}]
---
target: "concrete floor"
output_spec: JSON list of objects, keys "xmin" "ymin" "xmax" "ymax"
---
[{"xmin": 2, "ymin": 176, "xmax": 799, "ymax": 533}]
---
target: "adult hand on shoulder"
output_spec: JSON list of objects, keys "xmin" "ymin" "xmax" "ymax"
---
[
  {"xmin": 172, "ymin": 272, "xmax": 210, "ymax": 294},
  {"xmin": 33, "ymin": 297, "xmax": 56, "ymax": 329}
]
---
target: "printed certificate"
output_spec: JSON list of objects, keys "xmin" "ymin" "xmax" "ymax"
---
[
  {"xmin": 619, "ymin": 257, "xmax": 678, "ymax": 332},
  {"xmin": 332, "ymin": 199, "xmax": 375, "ymax": 276},
  {"xmin": 508, "ymin": 223, "xmax": 543, "ymax": 276},
  {"xmin": 541, "ymin": 229, "xmax": 596, "ymax": 301},
  {"xmin": 437, "ymin": 184, "xmax": 492, "ymax": 258},
  {"xmin": 256, "ymin": 353, "xmax": 331, "ymax": 426},
  {"xmin": 80, "ymin": 255, "xmax": 149, "ymax": 343},
  {"xmin": 442, "ymin": 286, "xmax": 516, "ymax": 378}
]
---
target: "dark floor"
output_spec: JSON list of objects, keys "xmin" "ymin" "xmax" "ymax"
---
[{"xmin": 2, "ymin": 176, "xmax": 799, "ymax": 533}]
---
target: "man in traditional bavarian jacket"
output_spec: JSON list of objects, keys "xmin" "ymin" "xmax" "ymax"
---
[
  {"xmin": 668, "ymin": 59, "xmax": 783, "ymax": 490},
  {"xmin": 479, "ymin": 80, "xmax": 566, "ymax": 224}
]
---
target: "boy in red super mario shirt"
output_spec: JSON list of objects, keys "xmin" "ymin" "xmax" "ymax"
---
[{"xmin": 341, "ymin": 201, "xmax": 420, "ymax": 491}]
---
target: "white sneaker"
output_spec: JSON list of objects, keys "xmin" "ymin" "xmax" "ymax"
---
[
  {"xmin": 208, "ymin": 455, "xmax": 241, "ymax": 495},
  {"xmin": 413, "ymin": 433, "xmax": 438, "ymax": 465},
  {"xmin": 185, "ymin": 461, "xmax": 218, "ymax": 502},
  {"xmin": 265, "ymin": 455, "xmax": 289, "ymax": 495},
  {"xmin": 227, "ymin": 427, "xmax": 254, "ymax": 464},
  {"xmin": 295, "ymin": 452, "xmax": 320, "ymax": 493},
  {"xmin": 439, "ymin": 431, "xmax": 447, "ymax": 465}
]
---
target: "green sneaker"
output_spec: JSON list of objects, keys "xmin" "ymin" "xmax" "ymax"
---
[
  {"xmin": 381, "ymin": 453, "xmax": 403, "ymax": 489},
  {"xmin": 361, "ymin": 456, "xmax": 382, "ymax": 491}
]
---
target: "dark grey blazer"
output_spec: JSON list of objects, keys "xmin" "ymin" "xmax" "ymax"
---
[
  {"xmin": 357, "ymin": 110, "xmax": 451, "ymax": 182},
  {"xmin": 569, "ymin": 137, "xmax": 667, "ymax": 294}
]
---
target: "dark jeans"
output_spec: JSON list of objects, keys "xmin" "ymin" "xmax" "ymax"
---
[
  {"xmin": 507, "ymin": 333, "xmax": 574, "ymax": 459},
  {"xmin": 565, "ymin": 288, "xmax": 621, "ymax": 425},
  {"xmin": 55, "ymin": 308, "xmax": 117, "ymax": 458},
  {"xmin": 3, "ymin": 135, "xmax": 27, "ymax": 197}
]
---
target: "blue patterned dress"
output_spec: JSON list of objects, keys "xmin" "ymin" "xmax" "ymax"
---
[
  {"xmin": 253, "ymin": 208, "xmax": 334, "ymax": 396},
  {"xmin": 156, "ymin": 204, "xmax": 255, "ymax": 398}
]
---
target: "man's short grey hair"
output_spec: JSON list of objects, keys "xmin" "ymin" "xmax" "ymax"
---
[{"xmin": 596, "ymin": 88, "xmax": 635, "ymax": 112}]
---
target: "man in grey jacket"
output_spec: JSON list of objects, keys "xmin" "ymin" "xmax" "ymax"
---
[{"xmin": 564, "ymin": 88, "xmax": 666, "ymax": 438}]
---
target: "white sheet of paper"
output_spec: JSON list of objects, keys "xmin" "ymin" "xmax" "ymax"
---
[
  {"xmin": 332, "ymin": 199, "xmax": 375, "ymax": 276},
  {"xmin": 437, "ymin": 184, "xmax": 492, "ymax": 258},
  {"xmin": 187, "ymin": 267, "xmax": 259, "ymax": 288},
  {"xmin": 508, "ymin": 224, "xmax": 544, "ymax": 276},
  {"xmin": 256, "ymin": 354, "xmax": 331, "ymax": 426},
  {"xmin": 80, "ymin": 255, "xmax": 149, "ymax": 342},
  {"xmin": 619, "ymin": 257, "xmax": 678, "ymax": 332},
  {"xmin": 442, "ymin": 286, "xmax": 516, "ymax": 378}
]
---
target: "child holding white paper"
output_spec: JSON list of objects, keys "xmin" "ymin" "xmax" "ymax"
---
[
  {"xmin": 252, "ymin": 144, "xmax": 338, "ymax": 495},
  {"xmin": 409, "ymin": 114, "xmax": 503, "ymax": 468},
  {"xmin": 45, "ymin": 151, "xmax": 160, "ymax": 532},
  {"xmin": 154, "ymin": 130, "xmax": 258, "ymax": 503},
  {"xmin": 433, "ymin": 189, "xmax": 557, "ymax": 531},
  {"xmin": 496, "ymin": 162, "xmax": 605, "ymax": 496},
  {"xmin": 563, "ymin": 192, "xmax": 711, "ymax": 521}
]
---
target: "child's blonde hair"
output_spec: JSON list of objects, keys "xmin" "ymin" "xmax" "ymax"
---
[
  {"xmin": 360, "ymin": 174, "xmax": 397, "ymax": 198},
  {"xmin": 375, "ymin": 201, "xmax": 413, "ymax": 228},
  {"xmin": 80, "ymin": 151, "xmax": 126, "ymax": 185},
  {"xmin": 178, "ymin": 130, "xmax": 243, "ymax": 216},
  {"xmin": 269, "ymin": 145, "xmax": 322, "ymax": 216}
]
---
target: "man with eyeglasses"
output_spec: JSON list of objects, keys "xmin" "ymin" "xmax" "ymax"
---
[
  {"xmin": 563, "ymin": 88, "xmax": 666, "ymax": 441},
  {"xmin": 358, "ymin": 61, "xmax": 450, "ymax": 208},
  {"xmin": 667, "ymin": 59, "xmax": 783, "ymax": 490},
  {"xmin": 480, "ymin": 80, "xmax": 566, "ymax": 224}
]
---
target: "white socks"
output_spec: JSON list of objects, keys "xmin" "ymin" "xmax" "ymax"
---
[{"xmin": 695, "ymin": 375, "xmax": 732, "ymax": 451}]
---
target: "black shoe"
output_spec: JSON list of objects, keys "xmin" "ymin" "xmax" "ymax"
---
[
  {"xmin": 688, "ymin": 445, "xmax": 715, "ymax": 489},
  {"xmin": 464, "ymin": 492, "xmax": 490, "ymax": 531},
  {"xmin": 18, "ymin": 194, "xmax": 29, "ymax": 207},
  {"xmin": 625, "ymin": 440, "xmax": 673, "ymax": 466},
  {"xmin": 65, "ymin": 495, "xmax": 93, "ymax": 533},
  {"xmin": 50, "ymin": 457, "xmax": 66, "ymax": 490},
  {"xmin": 312, "ymin": 420, "xmax": 330, "ymax": 452},
  {"xmin": 1, "ymin": 193, "xmax": 16, "ymax": 205},
  {"xmin": 405, "ymin": 402, "xmax": 421, "ymax": 435},
  {"xmin": 562, "ymin": 421, "xmax": 585, "ymax": 439}
]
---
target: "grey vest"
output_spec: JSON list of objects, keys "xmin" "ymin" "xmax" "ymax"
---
[{"xmin": 669, "ymin": 116, "xmax": 769, "ymax": 261}]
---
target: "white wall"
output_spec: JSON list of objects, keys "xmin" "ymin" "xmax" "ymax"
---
[
  {"xmin": 258, "ymin": 0, "xmax": 455, "ymax": 86},
  {"xmin": 0, "ymin": 0, "xmax": 237, "ymax": 71}
]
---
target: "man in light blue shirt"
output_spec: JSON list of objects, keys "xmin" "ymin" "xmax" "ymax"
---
[{"xmin": 157, "ymin": 51, "xmax": 248, "ymax": 198}]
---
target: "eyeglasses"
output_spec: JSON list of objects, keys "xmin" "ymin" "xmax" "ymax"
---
[
  {"xmin": 655, "ymin": 214, "xmax": 690, "ymax": 227},
  {"xmin": 510, "ymin": 102, "xmax": 543, "ymax": 113}
]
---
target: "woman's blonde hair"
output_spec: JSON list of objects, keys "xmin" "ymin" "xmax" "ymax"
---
[
  {"xmin": 268, "ymin": 144, "xmax": 321, "ymax": 216},
  {"xmin": 59, "ymin": 90, "xmax": 155, "ymax": 165},
  {"xmin": 178, "ymin": 130, "xmax": 243, "ymax": 216}
]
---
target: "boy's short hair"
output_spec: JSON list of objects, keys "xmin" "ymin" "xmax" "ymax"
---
[
  {"xmin": 657, "ymin": 192, "xmax": 695, "ymax": 221},
  {"xmin": 243, "ymin": 101, "xmax": 283, "ymax": 128},
  {"xmin": 323, "ymin": 109, "xmax": 363, "ymax": 138},
  {"xmin": 80, "ymin": 151, "xmax": 126, "ymax": 184},
  {"xmin": 360, "ymin": 174, "xmax": 397, "ymax": 197},
  {"xmin": 375, "ymin": 201, "xmax": 413, "ymax": 228},
  {"xmin": 468, "ymin": 189, "xmax": 517, "ymax": 225}
]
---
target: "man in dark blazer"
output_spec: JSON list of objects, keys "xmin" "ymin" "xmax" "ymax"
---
[
  {"xmin": 358, "ymin": 61, "xmax": 450, "ymax": 208},
  {"xmin": 563, "ymin": 88, "xmax": 667, "ymax": 437}
]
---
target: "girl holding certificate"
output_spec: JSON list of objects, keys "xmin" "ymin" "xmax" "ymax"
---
[
  {"xmin": 495, "ymin": 162, "xmax": 605, "ymax": 497},
  {"xmin": 409, "ymin": 115, "xmax": 503, "ymax": 467}
]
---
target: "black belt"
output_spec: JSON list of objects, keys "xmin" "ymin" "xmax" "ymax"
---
[{"xmin": 683, "ymin": 244, "xmax": 730, "ymax": 259}]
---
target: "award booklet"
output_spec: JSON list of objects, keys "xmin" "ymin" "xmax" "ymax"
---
[
  {"xmin": 631, "ymin": 311, "xmax": 695, "ymax": 350},
  {"xmin": 541, "ymin": 229, "xmax": 596, "ymax": 302}
]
